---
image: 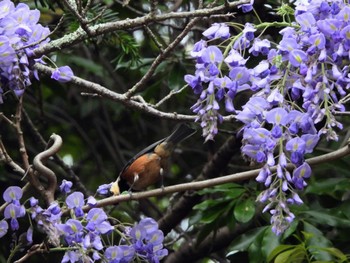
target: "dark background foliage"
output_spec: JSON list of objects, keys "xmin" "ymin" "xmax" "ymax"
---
[{"xmin": 1, "ymin": 0, "xmax": 350, "ymax": 262}]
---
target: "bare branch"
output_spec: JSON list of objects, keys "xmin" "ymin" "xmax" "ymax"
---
[
  {"xmin": 30, "ymin": 134, "xmax": 63, "ymax": 205},
  {"xmin": 14, "ymin": 97, "xmax": 31, "ymax": 171},
  {"xmin": 154, "ymin": 85, "xmax": 188, "ymax": 108},
  {"xmin": 34, "ymin": 63, "xmax": 236, "ymax": 122},
  {"xmin": 32, "ymin": 0, "xmax": 250, "ymax": 57},
  {"xmin": 34, "ymin": 63, "xmax": 196, "ymax": 121},
  {"xmin": 13, "ymin": 243, "xmax": 47, "ymax": 263},
  {"xmin": 80, "ymin": 140, "xmax": 350, "ymax": 213},
  {"xmin": 21, "ymin": 110, "xmax": 90, "ymax": 196},
  {"xmin": 144, "ymin": 25, "xmax": 165, "ymax": 51}
]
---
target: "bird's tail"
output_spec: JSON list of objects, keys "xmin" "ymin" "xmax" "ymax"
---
[{"xmin": 165, "ymin": 123, "xmax": 196, "ymax": 145}]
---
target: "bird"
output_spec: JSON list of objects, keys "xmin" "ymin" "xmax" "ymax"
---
[{"xmin": 110, "ymin": 123, "xmax": 196, "ymax": 195}]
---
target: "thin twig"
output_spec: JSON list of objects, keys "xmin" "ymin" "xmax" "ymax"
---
[
  {"xmin": 150, "ymin": 0, "xmax": 158, "ymax": 16},
  {"xmin": 14, "ymin": 97, "xmax": 31, "ymax": 171},
  {"xmin": 0, "ymin": 112, "xmax": 16, "ymax": 128},
  {"xmin": 155, "ymin": 86, "xmax": 188, "ymax": 108},
  {"xmin": 115, "ymin": 0, "xmax": 145, "ymax": 15},
  {"xmin": 144, "ymin": 25, "xmax": 164, "ymax": 51},
  {"xmin": 124, "ymin": 17, "xmax": 200, "ymax": 97}
]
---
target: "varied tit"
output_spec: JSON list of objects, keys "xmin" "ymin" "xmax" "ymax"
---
[{"xmin": 110, "ymin": 123, "xmax": 196, "ymax": 195}]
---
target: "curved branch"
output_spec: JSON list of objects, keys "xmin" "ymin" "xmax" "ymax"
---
[
  {"xmin": 30, "ymin": 134, "xmax": 63, "ymax": 205},
  {"xmin": 22, "ymin": 110, "xmax": 90, "ymax": 196}
]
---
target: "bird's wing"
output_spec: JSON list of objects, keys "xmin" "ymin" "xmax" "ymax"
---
[{"xmin": 119, "ymin": 137, "xmax": 166, "ymax": 176}]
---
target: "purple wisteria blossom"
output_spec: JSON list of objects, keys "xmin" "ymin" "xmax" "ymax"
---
[
  {"xmin": 2, "ymin": 186, "xmax": 26, "ymax": 231},
  {"xmin": 51, "ymin": 66, "xmax": 74, "ymax": 83},
  {"xmin": 202, "ymin": 23, "xmax": 230, "ymax": 40},
  {"xmin": 115, "ymin": 217, "xmax": 169, "ymax": 263},
  {"xmin": 97, "ymin": 183, "xmax": 113, "ymax": 196},
  {"xmin": 4, "ymin": 203, "xmax": 25, "ymax": 230},
  {"xmin": 66, "ymin": 191, "xmax": 85, "ymax": 217},
  {"xmin": 0, "ymin": 0, "xmax": 74, "ymax": 103},
  {"xmin": 185, "ymin": 0, "xmax": 350, "ymax": 235},
  {"xmin": 0, "ymin": 220, "xmax": 8, "ymax": 238},
  {"xmin": 104, "ymin": 245, "xmax": 135, "ymax": 263},
  {"xmin": 238, "ymin": 0, "xmax": 254, "ymax": 13},
  {"xmin": 59, "ymin": 179, "xmax": 73, "ymax": 194},
  {"xmin": 0, "ymin": 185, "xmax": 166, "ymax": 263},
  {"xmin": 3, "ymin": 186, "xmax": 22, "ymax": 205},
  {"xmin": 85, "ymin": 208, "xmax": 113, "ymax": 234},
  {"xmin": 56, "ymin": 219, "xmax": 84, "ymax": 245}
]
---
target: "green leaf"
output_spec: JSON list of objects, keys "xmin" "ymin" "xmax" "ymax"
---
[
  {"xmin": 228, "ymin": 226, "xmax": 268, "ymax": 251},
  {"xmin": 248, "ymin": 240, "xmax": 265, "ymax": 263},
  {"xmin": 274, "ymin": 246, "xmax": 306, "ymax": 263},
  {"xmin": 194, "ymin": 199, "xmax": 235, "ymax": 224},
  {"xmin": 234, "ymin": 198, "xmax": 256, "ymax": 223},
  {"xmin": 303, "ymin": 222, "xmax": 333, "ymax": 261},
  {"xmin": 261, "ymin": 227, "xmax": 281, "ymax": 258},
  {"xmin": 281, "ymin": 219, "xmax": 299, "ymax": 240},
  {"xmin": 267, "ymin": 244, "xmax": 297, "ymax": 262},
  {"xmin": 317, "ymin": 247, "xmax": 349, "ymax": 262},
  {"xmin": 302, "ymin": 210, "xmax": 350, "ymax": 227},
  {"xmin": 196, "ymin": 215, "xmax": 233, "ymax": 245},
  {"xmin": 306, "ymin": 178, "xmax": 350, "ymax": 199},
  {"xmin": 193, "ymin": 199, "xmax": 232, "ymax": 211},
  {"xmin": 197, "ymin": 183, "xmax": 244, "ymax": 195},
  {"xmin": 200, "ymin": 203, "xmax": 230, "ymax": 224}
]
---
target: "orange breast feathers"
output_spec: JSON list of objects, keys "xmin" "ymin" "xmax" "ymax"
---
[{"xmin": 120, "ymin": 153, "xmax": 162, "ymax": 191}]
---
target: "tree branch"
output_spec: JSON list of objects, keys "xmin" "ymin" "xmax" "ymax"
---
[
  {"xmin": 83, "ymin": 139, "xmax": 350, "ymax": 215},
  {"xmin": 30, "ymin": 134, "xmax": 63, "ymax": 205},
  {"xmin": 32, "ymin": 0, "xmax": 249, "ymax": 57},
  {"xmin": 22, "ymin": 110, "xmax": 90, "ymax": 196},
  {"xmin": 34, "ymin": 63, "xmax": 236, "ymax": 122}
]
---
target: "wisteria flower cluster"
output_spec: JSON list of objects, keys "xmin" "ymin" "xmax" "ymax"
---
[
  {"xmin": 185, "ymin": 0, "xmax": 350, "ymax": 235},
  {"xmin": 0, "ymin": 0, "xmax": 73, "ymax": 104},
  {"xmin": 0, "ymin": 184, "xmax": 167, "ymax": 263},
  {"xmin": 108, "ymin": 218, "xmax": 168, "ymax": 263}
]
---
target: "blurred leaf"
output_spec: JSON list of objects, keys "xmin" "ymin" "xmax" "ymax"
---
[
  {"xmin": 193, "ymin": 199, "xmax": 228, "ymax": 211},
  {"xmin": 167, "ymin": 64, "xmax": 187, "ymax": 90},
  {"xmin": 302, "ymin": 210, "xmax": 350, "ymax": 227},
  {"xmin": 196, "ymin": 214, "xmax": 233, "ymax": 245},
  {"xmin": 281, "ymin": 219, "xmax": 299, "ymax": 240},
  {"xmin": 267, "ymin": 244, "xmax": 297, "ymax": 262},
  {"xmin": 303, "ymin": 221, "xmax": 333, "ymax": 261},
  {"xmin": 198, "ymin": 183, "xmax": 244, "ymax": 195},
  {"xmin": 198, "ymin": 201, "xmax": 233, "ymax": 224},
  {"xmin": 248, "ymin": 240, "xmax": 265, "ymax": 263},
  {"xmin": 234, "ymin": 198, "xmax": 256, "ymax": 223},
  {"xmin": 306, "ymin": 178, "xmax": 350, "ymax": 199},
  {"xmin": 228, "ymin": 226, "xmax": 268, "ymax": 251},
  {"xmin": 64, "ymin": 56, "xmax": 105, "ymax": 77},
  {"xmin": 261, "ymin": 227, "xmax": 281, "ymax": 258},
  {"xmin": 273, "ymin": 246, "xmax": 306, "ymax": 263},
  {"xmin": 317, "ymin": 247, "xmax": 349, "ymax": 262}
]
